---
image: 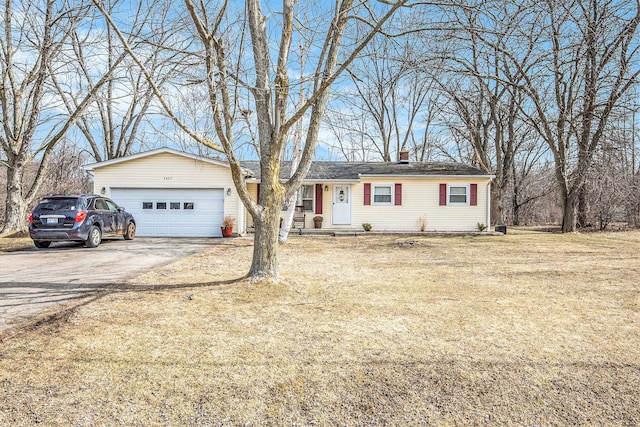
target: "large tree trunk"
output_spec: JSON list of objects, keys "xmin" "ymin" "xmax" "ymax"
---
[
  {"xmin": 561, "ymin": 192, "xmax": 578, "ymax": 233},
  {"xmin": 490, "ymin": 180, "xmax": 505, "ymax": 225},
  {"xmin": 2, "ymin": 163, "xmax": 27, "ymax": 235},
  {"xmin": 249, "ymin": 180, "xmax": 284, "ymax": 281},
  {"xmin": 576, "ymin": 184, "xmax": 588, "ymax": 228},
  {"xmin": 512, "ymin": 201, "xmax": 521, "ymax": 226},
  {"xmin": 250, "ymin": 216, "xmax": 280, "ymax": 281}
]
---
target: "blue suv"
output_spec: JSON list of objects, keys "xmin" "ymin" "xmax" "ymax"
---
[{"xmin": 29, "ymin": 195, "xmax": 136, "ymax": 248}]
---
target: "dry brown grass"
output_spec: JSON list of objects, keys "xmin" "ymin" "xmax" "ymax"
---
[
  {"xmin": 0, "ymin": 235, "xmax": 32, "ymax": 252},
  {"xmin": 1, "ymin": 230, "xmax": 639, "ymax": 425}
]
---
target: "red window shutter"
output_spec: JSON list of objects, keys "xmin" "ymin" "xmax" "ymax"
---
[
  {"xmin": 256, "ymin": 183, "xmax": 260, "ymax": 204},
  {"xmin": 364, "ymin": 183, "xmax": 371, "ymax": 205},
  {"xmin": 315, "ymin": 184, "xmax": 323, "ymax": 214},
  {"xmin": 439, "ymin": 184, "xmax": 447, "ymax": 206},
  {"xmin": 470, "ymin": 184, "xmax": 478, "ymax": 206},
  {"xmin": 394, "ymin": 183, "xmax": 402, "ymax": 205}
]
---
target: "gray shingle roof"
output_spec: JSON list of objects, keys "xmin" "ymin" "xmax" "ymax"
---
[{"xmin": 240, "ymin": 161, "xmax": 490, "ymax": 181}]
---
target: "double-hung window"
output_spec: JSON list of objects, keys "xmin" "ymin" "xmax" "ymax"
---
[
  {"xmin": 439, "ymin": 183, "xmax": 477, "ymax": 206},
  {"xmin": 364, "ymin": 183, "xmax": 402, "ymax": 206},
  {"xmin": 281, "ymin": 184, "xmax": 314, "ymax": 211},
  {"xmin": 373, "ymin": 185, "xmax": 393, "ymax": 204},
  {"xmin": 295, "ymin": 184, "xmax": 314, "ymax": 211},
  {"xmin": 448, "ymin": 185, "xmax": 469, "ymax": 205}
]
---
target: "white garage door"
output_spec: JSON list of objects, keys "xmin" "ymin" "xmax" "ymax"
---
[{"xmin": 111, "ymin": 188, "xmax": 225, "ymax": 237}]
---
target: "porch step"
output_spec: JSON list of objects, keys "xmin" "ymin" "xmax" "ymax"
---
[
  {"xmin": 333, "ymin": 231, "xmax": 362, "ymax": 237},
  {"xmin": 293, "ymin": 228, "xmax": 363, "ymax": 237},
  {"xmin": 247, "ymin": 227, "xmax": 364, "ymax": 237}
]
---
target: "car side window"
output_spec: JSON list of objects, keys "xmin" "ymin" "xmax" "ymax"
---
[
  {"xmin": 105, "ymin": 200, "xmax": 119, "ymax": 212},
  {"xmin": 95, "ymin": 199, "xmax": 108, "ymax": 210}
]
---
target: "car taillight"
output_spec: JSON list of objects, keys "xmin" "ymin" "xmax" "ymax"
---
[
  {"xmin": 29, "ymin": 212, "xmax": 33, "ymax": 223},
  {"xmin": 75, "ymin": 211, "xmax": 87, "ymax": 223}
]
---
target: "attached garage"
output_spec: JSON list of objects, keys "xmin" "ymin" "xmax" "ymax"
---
[
  {"xmin": 84, "ymin": 148, "xmax": 247, "ymax": 237},
  {"xmin": 110, "ymin": 188, "xmax": 225, "ymax": 237}
]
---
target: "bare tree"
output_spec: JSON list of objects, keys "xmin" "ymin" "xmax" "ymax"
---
[
  {"xmin": 433, "ymin": 2, "xmax": 557, "ymax": 225},
  {"xmin": 168, "ymin": 85, "xmax": 226, "ymax": 158},
  {"xmin": 38, "ymin": 139, "xmax": 92, "ymax": 196},
  {"xmin": 278, "ymin": 16, "xmax": 313, "ymax": 244},
  {"xmin": 406, "ymin": 92, "xmax": 443, "ymax": 162},
  {"xmin": 327, "ymin": 34, "xmax": 437, "ymax": 162},
  {"xmin": 586, "ymin": 148, "xmax": 625, "ymax": 230},
  {"xmin": 324, "ymin": 111, "xmax": 374, "ymax": 161},
  {"xmin": 0, "ymin": 139, "xmax": 90, "ymax": 225},
  {"xmin": 53, "ymin": 0, "xmax": 192, "ymax": 162},
  {"xmin": 616, "ymin": 94, "xmax": 640, "ymax": 227},
  {"xmin": 96, "ymin": 0, "xmax": 411, "ymax": 282},
  {"xmin": 584, "ymin": 94, "xmax": 640, "ymax": 229},
  {"xmin": 0, "ymin": 0, "xmax": 124, "ymax": 234},
  {"xmin": 493, "ymin": 0, "xmax": 640, "ymax": 232},
  {"xmin": 509, "ymin": 139, "xmax": 554, "ymax": 225},
  {"xmin": 508, "ymin": 162, "xmax": 560, "ymax": 225}
]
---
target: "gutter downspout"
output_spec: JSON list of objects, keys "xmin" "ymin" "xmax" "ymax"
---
[{"xmin": 486, "ymin": 177, "xmax": 493, "ymax": 233}]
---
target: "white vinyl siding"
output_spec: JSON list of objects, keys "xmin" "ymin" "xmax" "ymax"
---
[{"xmin": 352, "ymin": 178, "xmax": 489, "ymax": 232}]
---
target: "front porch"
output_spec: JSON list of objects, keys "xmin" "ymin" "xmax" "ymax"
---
[
  {"xmin": 287, "ymin": 227, "xmax": 364, "ymax": 237},
  {"xmin": 245, "ymin": 226, "xmax": 364, "ymax": 237}
]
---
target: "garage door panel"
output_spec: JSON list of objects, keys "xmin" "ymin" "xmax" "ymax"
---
[
  {"xmin": 168, "ymin": 213, "xmax": 182, "ymax": 222},
  {"xmin": 111, "ymin": 188, "xmax": 224, "ymax": 237},
  {"xmin": 168, "ymin": 226, "xmax": 184, "ymax": 235},
  {"xmin": 153, "ymin": 227, "xmax": 170, "ymax": 236}
]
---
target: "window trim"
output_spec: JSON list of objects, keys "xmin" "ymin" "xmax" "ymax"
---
[
  {"xmin": 372, "ymin": 184, "xmax": 394, "ymax": 205},
  {"xmin": 282, "ymin": 184, "xmax": 315, "ymax": 212},
  {"xmin": 447, "ymin": 184, "xmax": 470, "ymax": 206},
  {"xmin": 299, "ymin": 184, "xmax": 315, "ymax": 212}
]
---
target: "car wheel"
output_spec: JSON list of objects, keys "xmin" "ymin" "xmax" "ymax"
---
[
  {"xmin": 85, "ymin": 225, "xmax": 102, "ymax": 248},
  {"xmin": 34, "ymin": 241, "xmax": 51, "ymax": 249},
  {"xmin": 124, "ymin": 221, "xmax": 136, "ymax": 240}
]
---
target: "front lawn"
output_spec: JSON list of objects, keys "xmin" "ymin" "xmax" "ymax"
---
[
  {"xmin": 0, "ymin": 235, "xmax": 32, "ymax": 252},
  {"xmin": 1, "ymin": 230, "xmax": 639, "ymax": 425}
]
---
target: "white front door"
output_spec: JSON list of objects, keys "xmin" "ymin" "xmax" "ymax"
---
[{"xmin": 332, "ymin": 185, "xmax": 351, "ymax": 225}]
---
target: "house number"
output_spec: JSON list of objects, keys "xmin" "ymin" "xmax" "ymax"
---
[{"xmin": 164, "ymin": 176, "xmax": 172, "ymax": 180}]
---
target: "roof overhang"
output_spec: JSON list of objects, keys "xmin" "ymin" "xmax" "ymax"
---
[
  {"xmin": 359, "ymin": 174, "xmax": 495, "ymax": 179},
  {"xmin": 245, "ymin": 178, "xmax": 361, "ymax": 184},
  {"xmin": 83, "ymin": 147, "xmax": 252, "ymax": 175}
]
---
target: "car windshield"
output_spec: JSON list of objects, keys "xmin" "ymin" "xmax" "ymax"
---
[{"xmin": 37, "ymin": 198, "xmax": 80, "ymax": 211}]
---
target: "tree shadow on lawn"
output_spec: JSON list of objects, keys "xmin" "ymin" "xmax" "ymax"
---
[{"xmin": 0, "ymin": 277, "xmax": 246, "ymax": 343}]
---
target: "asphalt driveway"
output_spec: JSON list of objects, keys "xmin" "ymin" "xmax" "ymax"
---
[{"xmin": 0, "ymin": 238, "xmax": 217, "ymax": 333}]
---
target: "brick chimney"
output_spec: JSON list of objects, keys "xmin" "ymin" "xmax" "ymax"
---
[{"xmin": 399, "ymin": 148, "xmax": 409, "ymax": 163}]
